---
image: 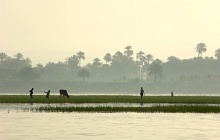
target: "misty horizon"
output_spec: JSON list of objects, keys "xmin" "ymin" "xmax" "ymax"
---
[
  {"xmin": 2, "ymin": 1, "xmax": 220, "ymax": 66},
  {"xmin": 1, "ymin": 0, "xmax": 220, "ymax": 94}
]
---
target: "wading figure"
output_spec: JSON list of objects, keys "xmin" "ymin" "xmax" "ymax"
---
[
  {"xmin": 59, "ymin": 89, "xmax": 69, "ymax": 98},
  {"xmin": 140, "ymin": 87, "xmax": 144, "ymax": 99},
  {"xmin": 44, "ymin": 90, "xmax": 50, "ymax": 99},
  {"xmin": 29, "ymin": 88, "xmax": 34, "ymax": 99}
]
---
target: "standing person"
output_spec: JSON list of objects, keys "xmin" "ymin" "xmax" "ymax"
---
[
  {"xmin": 171, "ymin": 91, "xmax": 174, "ymax": 97},
  {"xmin": 44, "ymin": 90, "xmax": 50, "ymax": 99},
  {"xmin": 29, "ymin": 88, "xmax": 34, "ymax": 99},
  {"xmin": 140, "ymin": 87, "xmax": 144, "ymax": 99}
]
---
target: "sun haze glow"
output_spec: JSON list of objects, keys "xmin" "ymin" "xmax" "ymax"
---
[{"xmin": 1, "ymin": 0, "xmax": 220, "ymax": 66}]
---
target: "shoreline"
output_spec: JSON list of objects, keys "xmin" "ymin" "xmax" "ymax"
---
[{"xmin": 2, "ymin": 95, "xmax": 220, "ymax": 113}]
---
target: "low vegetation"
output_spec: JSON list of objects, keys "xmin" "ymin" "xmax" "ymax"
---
[
  {"xmin": 2, "ymin": 95, "xmax": 220, "ymax": 113},
  {"xmin": 1, "ymin": 95, "xmax": 220, "ymax": 104},
  {"xmin": 24, "ymin": 105, "xmax": 220, "ymax": 113}
]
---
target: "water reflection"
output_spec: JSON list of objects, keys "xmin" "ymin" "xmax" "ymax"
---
[
  {"xmin": 140, "ymin": 102, "xmax": 143, "ymax": 106},
  {"xmin": 1, "ymin": 111, "xmax": 220, "ymax": 140}
]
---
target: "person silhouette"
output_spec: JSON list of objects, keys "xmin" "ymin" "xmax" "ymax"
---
[
  {"xmin": 140, "ymin": 87, "xmax": 144, "ymax": 99},
  {"xmin": 29, "ymin": 88, "xmax": 34, "ymax": 99},
  {"xmin": 171, "ymin": 91, "xmax": 174, "ymax": 97},
  {"xmin": 44, "ymin": 90, "xmax": 50, "ymax": 99}
]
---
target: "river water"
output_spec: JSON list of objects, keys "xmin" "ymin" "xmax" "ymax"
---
[{"xmin": 1, "ymin": 104, "xmax": 220, "ymax": 140}]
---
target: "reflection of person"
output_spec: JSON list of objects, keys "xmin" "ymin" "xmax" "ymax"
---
[
  {"xmin": 29, "ymin": 88, "xmax": 34, "ymax": 99},
  {"xmin": 140, "ymin": 87, "xmax": 144, "ymax": 99},
  {"xmin": 44, "ymin": 90, "xmax": 50, "ymax": 99}
]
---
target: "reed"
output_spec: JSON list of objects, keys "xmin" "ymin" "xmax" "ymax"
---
[
  {"xmin": 1, "ymin": 95, "xmax": 220, "ymax": 104},
  {"xmin": 24, "ymin": 105, "xmax": 220, "ymax": 113}
]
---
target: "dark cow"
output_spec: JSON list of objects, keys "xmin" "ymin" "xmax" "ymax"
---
[{"xmin": 59, "ymin": 89, "xmax": 70, "ymax": 98}]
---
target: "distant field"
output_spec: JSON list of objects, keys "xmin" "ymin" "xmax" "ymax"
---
[{"xmin": 1, "ymin": 95, "xmax": 220, "ymax": 104}]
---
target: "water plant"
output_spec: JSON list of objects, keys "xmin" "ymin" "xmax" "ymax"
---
[{"xmin": 24, "ymin": 105, "xmax": 220, "ymax": 113}]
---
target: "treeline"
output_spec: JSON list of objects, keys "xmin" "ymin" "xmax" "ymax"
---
[{"xmin": 1, "ymin": 43, "xmax": 220, "ymax": 83}]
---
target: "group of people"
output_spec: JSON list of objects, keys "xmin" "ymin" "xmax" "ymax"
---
[
  {"xmin": 29, "ymin": 87, "xmax": 172, "ymax": 99},
  {"xmin": 29, "ymin": 88, "xmax": 50, "ymax": 99},
  {"xmin": 30, "ymin": 87, "xmax": 145, "ymax": 99}
]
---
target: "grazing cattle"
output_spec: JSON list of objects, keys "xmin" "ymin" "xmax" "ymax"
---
[{"xmin": 59, "ymin": 89, "xmax": 70, "ymax": 98}]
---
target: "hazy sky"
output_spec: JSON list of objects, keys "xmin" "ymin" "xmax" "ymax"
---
[{"xmin": 1, "ymin": 0, "xmax": 220, "ymax": 66}]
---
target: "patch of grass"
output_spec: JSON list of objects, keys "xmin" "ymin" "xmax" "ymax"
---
[
  {"xmin": 24, "ymin": 105, "xmax": 220, "ymax": 113},
  {"xmin": 1, "ymin": 95, "xmax": 220, "ymax": 104}
]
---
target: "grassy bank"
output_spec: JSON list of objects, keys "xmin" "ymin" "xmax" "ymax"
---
[
  {"xmin": 25, "ymin": 105, "xmax": 220, "ymax": 113},
  {"xmin": 1, "ymin": 95, "xmax": 220, "ymax": 104}
]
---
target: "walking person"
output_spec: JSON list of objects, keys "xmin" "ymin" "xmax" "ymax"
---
[
  {"xmin": 29, "ymin": 88, "xmax": 34, "ymax": 99},
  {"xmin": 140, "ymin": 87, "xmax": 144, "ymax": 99},
  {"xmin": 44, "ymin": 90, "xmax": 50, "ymax": 99}
]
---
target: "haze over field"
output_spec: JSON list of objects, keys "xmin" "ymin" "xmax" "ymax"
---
[
  {"xmin": 1, "ymin": 0, "xmax": 220, "ymax": 94},
  {"xmin": 1, "ymin": 0, "xmax": 220, "ymax": 66}
]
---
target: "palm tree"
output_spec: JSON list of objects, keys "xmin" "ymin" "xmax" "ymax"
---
[
  {"xmin": 124, "ymin": 45, "xmax": 134, "ymax": 58},
  {"xmin": 153, "ymin": 59, "xmax": 163, "ymax": 64},
  {"xmin": 0, "ymin": 52, "xmax": 7, "ymax": 67},
  {"xmin": 167, "ymin": 56, "xmax": 180, "ymax": 63},
  {"xmin": 93, "ymin": 58, "xmax": 101, "ymax": 68},
  {"xmin": 136, "ymin": 51, "xmax": 145, "ymax": 63},
  {"xmin": 124, "ymin": 46, "xmax": 134, "ymax": 78},
  {"xmin": 148, "ymin": 62, "xmax": 163, "ymax": 82},
  {"xmin": 215, "ymin": 49, "xmax": 220, "ymax": 60},
  {"xmin": 66, "ymin": 55, "xmax": 79, "ymax": 71},
  {"xmin": 77, "ymin": 68, "xmax": 90, "ymax": 82},
  {"xmin": 196, "ymin": 43, "xmax": 207, "ymax": 58},
  {"xmin": 112, "ymin": 51, "xmax": 124, "ymax": 63},
  {"xmin": 36, "ymin": 63, "xmax": 44, "ymax": 68},
  {"xmin": 104, "ymin": 53, "xmax": 112, "ymax": 64},
  {"xmin": 136, "ymin": 51, "xmax": 145, "ymax": 80},
  {"xmin": 14, "ymin": 53, "xmax": 24, "ymax": 60},
  {"xmin": 76, "ymin": 51, "xmax": 85, "ymax": 67},
  {"xmin": 93, "ymin": 58, "xmax": 101, "ymax": 79},
  {"xmin": 25, "ymin": 58, "xmax": 32, "ymax": 66},
  {"xmin": 145, "ymin": 54, "xmax": 154, "ymax": 65}
]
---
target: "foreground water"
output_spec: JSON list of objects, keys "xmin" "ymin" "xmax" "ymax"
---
[{"xmin": 1, "ymin": 105, "xmax": 220, "ymax": 139}]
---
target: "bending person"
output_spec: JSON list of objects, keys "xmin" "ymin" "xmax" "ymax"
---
[{"xmin": 44, "ymin": 90, "xmax": 50, "ymax": 99}]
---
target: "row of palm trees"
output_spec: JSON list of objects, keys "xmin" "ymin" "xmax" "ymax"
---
[
  {"xmin": 0, "ymin": 42, "xmax": 218, "ymax": 69},
  {"xmin": 1, "ymin": 42, "xmax": 220, "ymax": 82},
  {"xmin": 70, "ymin": 42, "xmax": 219, "ymax": 82},
  {"xmin": 195, "ymin": 43, "xmax": 220, "ymax": 60}
]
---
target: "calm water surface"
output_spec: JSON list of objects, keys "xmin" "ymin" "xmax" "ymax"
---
[{"xmin": 1, "ymin": 106, "xmax": 220, "ymax": 140}]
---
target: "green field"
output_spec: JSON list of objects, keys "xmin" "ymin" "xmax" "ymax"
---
[
  {"xmin": 1, "ymin": 95, "xmax": 220, "ymax": 104},
  {"xmin": 2, "ymin": 95, "xmax": 220, "ymax": 113}
]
